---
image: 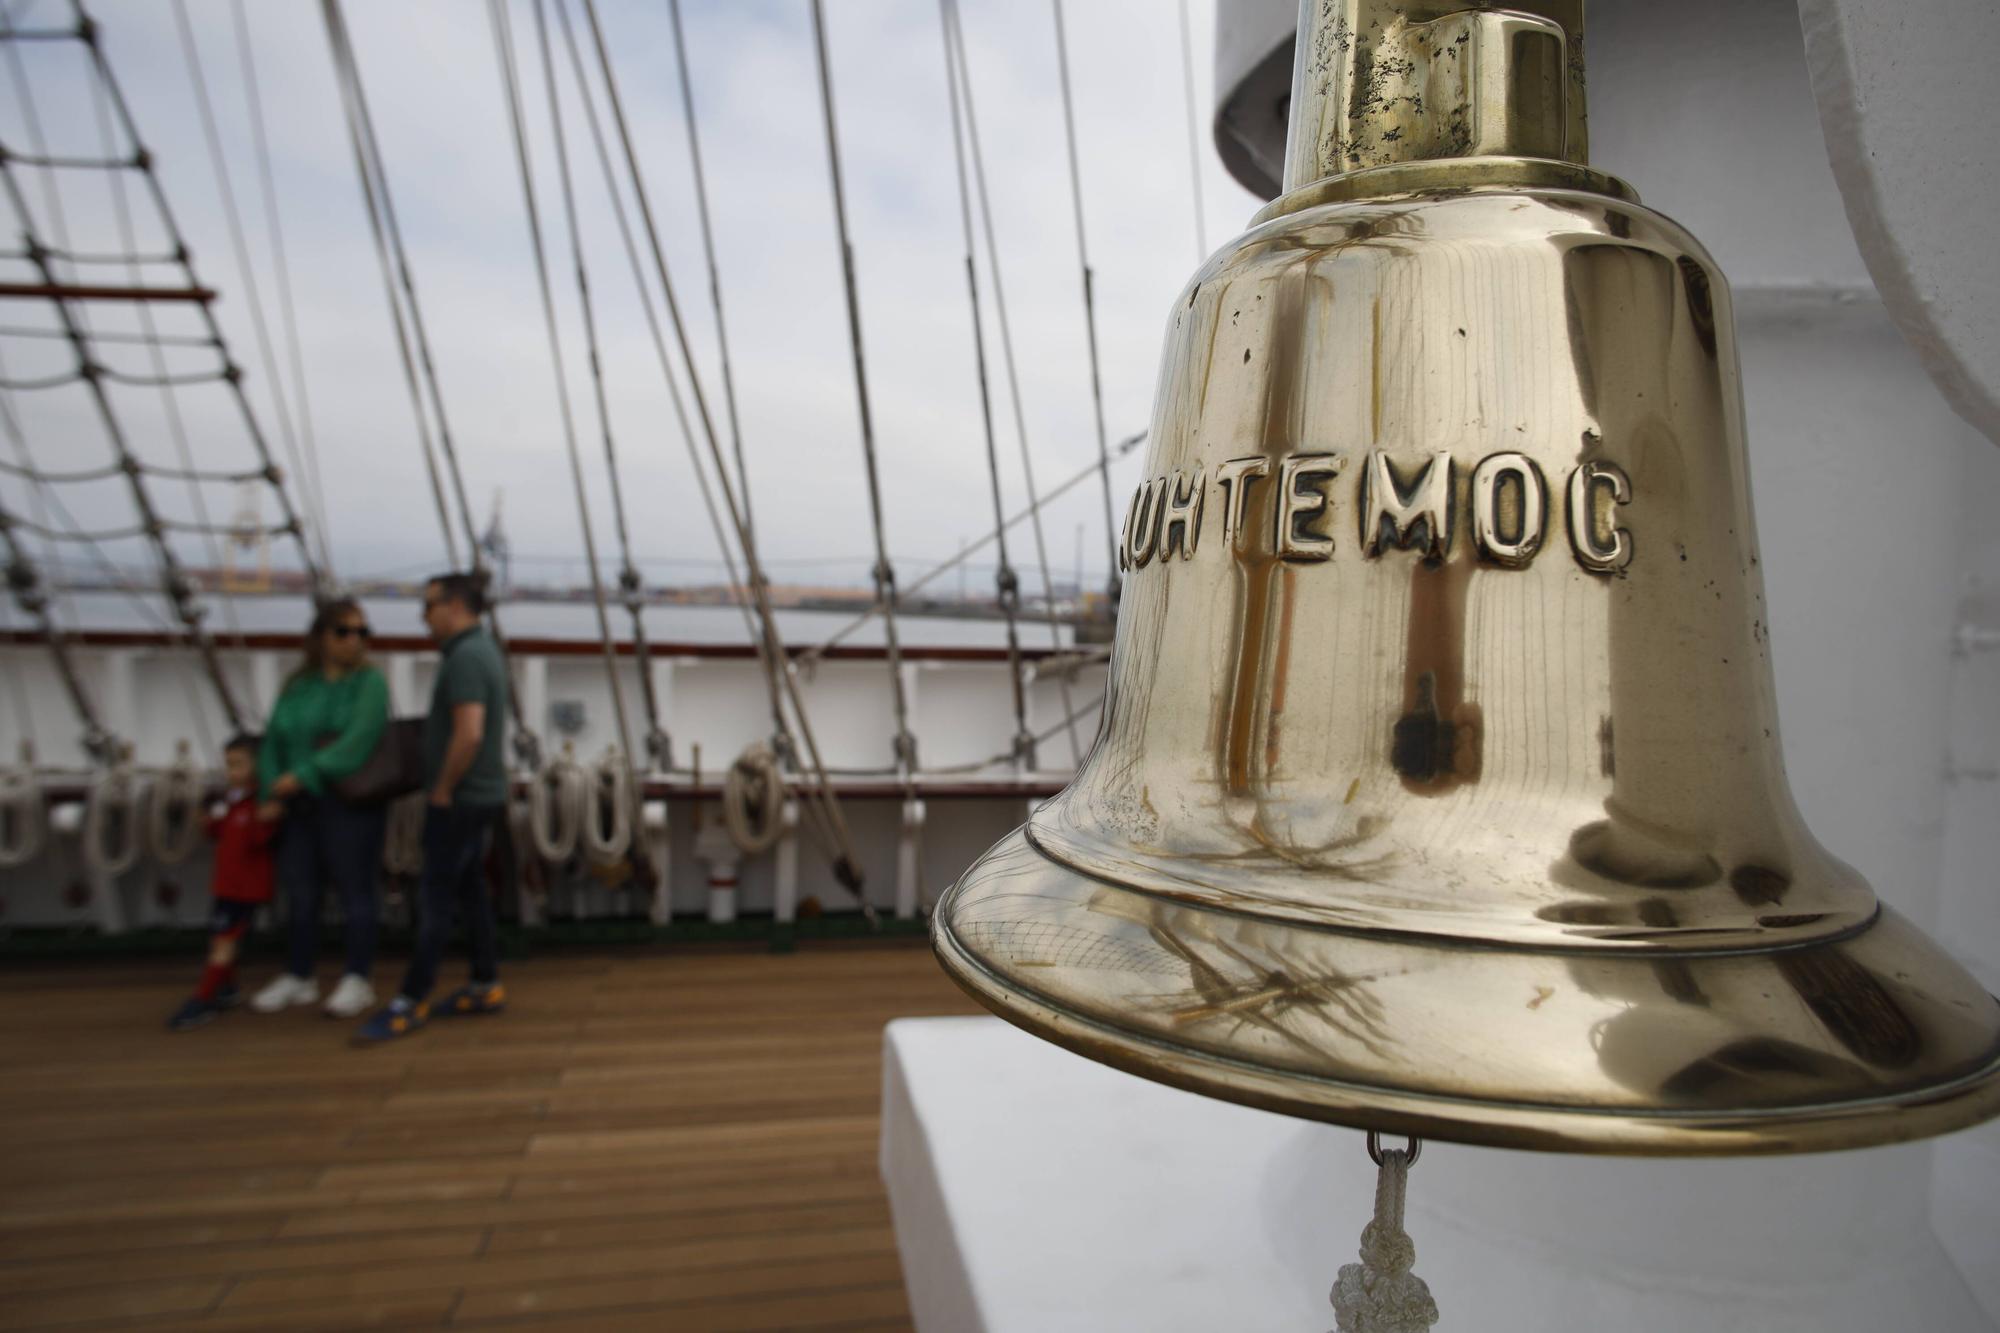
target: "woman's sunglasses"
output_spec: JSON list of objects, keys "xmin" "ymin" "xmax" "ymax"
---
[{"xmin": 330, "ymin": 624, "xmax": 372, "ymax": 641}]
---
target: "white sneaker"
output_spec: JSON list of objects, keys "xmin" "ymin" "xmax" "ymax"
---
[
  {"xmin": 322, "ymin": 973, "xmax": 376, "ymax": 1019},
  {"xmin": 251, "ymin": 973, "xmax": 320, "ymax": 1013}
]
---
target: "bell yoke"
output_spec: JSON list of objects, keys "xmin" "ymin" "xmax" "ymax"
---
[{"xmin": 932, "ymin": 0, "xmax": 2000, "ymax": 1154}]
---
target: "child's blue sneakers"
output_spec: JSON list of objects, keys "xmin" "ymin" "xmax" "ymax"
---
[
  {"xmin": 436, "ymin": 982, "xmax": 507, "ymax": 1017},
  {"xmin": 353, "ymin": 997, "xmax": 428, "ymax": 1044},
  {"xmin": 167, "ymin": 997, "xmax": 217, "ymax": 1032}
]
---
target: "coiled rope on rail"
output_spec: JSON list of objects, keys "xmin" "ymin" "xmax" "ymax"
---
[
  {"xmin": 525, "ymin": 743, "xmax": 588, "ymax": 864},
  {"xmin": 723, "ymin": 742, "xmax": 786, "ymax": 857},
  {"xmin": 580, "ymin": 745, "xmax": 634, "ymax": 866},
  {"xmin": 0, "ymin": 744, "xmax": 46, "ymax": 870},
  {"xmin": 144, "ymin": 740, "xmax": 205, "ymax": 865},
  {"xmin": 81, "ymin": 758, "xmax": 143, "ymax": 877}
]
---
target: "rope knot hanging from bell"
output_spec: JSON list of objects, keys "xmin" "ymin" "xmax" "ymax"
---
[{"xmin": 1330, "ymin": 1134, "xmax": 1437, "ymax": 1333}]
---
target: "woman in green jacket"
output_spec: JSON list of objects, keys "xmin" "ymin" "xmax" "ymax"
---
[{"xmin": 249, "ymin": 598, "xmax": 392, "ymax": 1020}]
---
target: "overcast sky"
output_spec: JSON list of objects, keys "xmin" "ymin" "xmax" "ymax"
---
[{"xmin": 0, "ymin": 0, "xmax": 1263, "ymax": 600}]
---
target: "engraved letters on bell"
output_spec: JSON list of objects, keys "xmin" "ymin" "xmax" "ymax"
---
[{"xmin": 933, "ymin": 0, "xmax": 2000, "ymax": 1153}]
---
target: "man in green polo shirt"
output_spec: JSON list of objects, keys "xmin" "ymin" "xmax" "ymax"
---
[{"xmin": 356, "ymin": 571, "xmax": 511, "ymax": 1042}]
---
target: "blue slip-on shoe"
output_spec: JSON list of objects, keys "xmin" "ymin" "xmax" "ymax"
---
[
  {"xmin": 353, "ymin": 998, "xmax": 428, "ymax": 1045},
  {"xmin": 213, "ymin": 983, "xmax": 242, "ymax": 1010},
  {"xmin": 167, "ymin": 997, "xmax": 217, "ymax": 1032},
  {"xmin": 436, "ymin": 982, "xmax": 507, "ymax": 1017}
]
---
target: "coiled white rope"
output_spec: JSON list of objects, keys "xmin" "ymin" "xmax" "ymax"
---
[
  {"xmin": 144, "ymin": 741, "xmax": 206, "ymax": 865},
  {"xmin": 0, "ymin": 743, "xmax": 45, "ymax": 870},
  {"xmin": 580, "ymin": 744, "xmax": 633, "ymax": 866},
  {"xmin": 722, "ymin": 741, "xmax": 786, "ymax": 856},
  {"xmin": 81, "ymin": 759, "xmax": 143, "ymax": 878},
  {"xmin": 382, "ymin": 792, "xmax": 427, "ymax": 878},
  {"xmin": 1330, "ymin": 1134, "xmax": 1437, "ymax": 1333},
  {"xmin": 525, "ymin": 742, "xmax": 588, "ymax": 863}
]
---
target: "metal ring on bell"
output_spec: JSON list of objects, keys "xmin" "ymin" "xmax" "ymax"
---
[{"xmin": 1366, "ymin": 1132, "xmax": 1422, "ymax": 1168}]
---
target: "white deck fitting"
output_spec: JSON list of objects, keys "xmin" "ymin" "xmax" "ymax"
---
[{"xmin": 881, "ymin": 1016, "xmax": 1995, "ymax": 1332}]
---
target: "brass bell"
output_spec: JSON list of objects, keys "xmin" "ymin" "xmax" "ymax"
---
[{"xmin": 934, "ymin": 0, "xmax": 2000, "ymax": 1153}]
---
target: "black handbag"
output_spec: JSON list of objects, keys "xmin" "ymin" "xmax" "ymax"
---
[{"xmin": 319, "ymin": 717, "xmax": 426, "ymax": 806}]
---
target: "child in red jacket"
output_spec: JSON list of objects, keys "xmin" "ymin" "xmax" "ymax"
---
[{"xmin": 168, "ymin": 735, "xmax": 280, "ymax": 1031}]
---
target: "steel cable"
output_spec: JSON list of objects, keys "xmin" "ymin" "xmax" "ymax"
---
[
  {"xmin": 935, "ymin": 0, "xmax": 1032, "ymax": 767},
  {"xmin": 665, "ymin": 0, "xmax": 756, "ymax": 549},
  {"xmin": 1051, "ymin": 0, "xmax": 1122, "ymax": 600},
  {"xmin": 942, "ymin": 0, "xmax": 1080, "ymax": 762},
  {"xmin": 576, "ymin": 0, "xmax": 869, "ymax": 899},
  {"xmin": 490, "ymin": 0, "xmax": 643, "ymax": 848},
  {"xmin": 322, "ymin": 0, "xmax": 540, "ymax": 762},
  {"xmin": 170, "ymin": 0, "xmax": 331, "ymax": 578},
  {"xmin": 66, "ymin": 0, "xmax": 328, "ymax": 597},
  {"xmin": 230, "ymin": 0, "xmax": 334, "ymax": 572},
  {"xmin": 808, "ymin": 0, "xmax": 917, "ymax": 786}
]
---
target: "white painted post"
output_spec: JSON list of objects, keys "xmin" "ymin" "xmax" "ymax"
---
[
  {"xmin": 645, "ymin": 797, "xmax": 672, "ymax": 925},
  {"xmin": 519, "ymin": 655, "xmax": 550, "ymax": 743},
  {"xmin": 774, "ymin": 799, "xmax": 800, "ymax": 925},
  {"xmin": 250, "ymin": 652, "xmax": 281, "ymax": 723},
  {"xmin": 896, "ymin": 798, "xmax": 925, "ymax": 920},
  {"xmin": 385, "ymin": 652, "xmax": 416, "ymax": 714},
  {"xmin": 695, "ymin": 821, "xmax": 739, "ymax": 923}
]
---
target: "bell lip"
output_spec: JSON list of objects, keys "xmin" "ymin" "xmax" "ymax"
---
[
  {"xmin": 931, "ymin": 831, "xmax": 2000, "ymax": 1158},
  {"xmin": 1024, "ymin": 819, "xmax": 1883, "ymax": 959}
]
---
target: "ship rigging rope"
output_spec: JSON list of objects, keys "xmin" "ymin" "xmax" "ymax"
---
[
  {"xmin": 322, "ymin": 0, "xmax": 540, "ymax": 763},
  {"xmin": 551, "ymin": 0, "xmax": 863, "ymax": 916},
  {"xmin": 665, "ymin": 0, "xmax": 756, "ymax": 549},
  {"xmin": 545, "ymin": 0, "xmax": 766, "ymax": 771},
  {"xmin": 81, "ymin": 758, "xmax": 143, "ymax": 877},
  {"xmin": 808, "ymin": 0, "xmax": 917, "ymax": 787},
  {"xmin": 230, "ymin": 0, "xmax": 334, "ymax": 573},
  {"xmin": 0, "ymin": 453, "xmax": 274, "ymax": 486},
  {"xmin": 486, "ymin": 0, "xmax": 644, "ymax": 844},
  {"xmin": 942, "ymin": 0, "xmax": 1080, "ymax": 764},
  {"xmin": 0, "ymin": 503, "xmax": 113, "ymax": 760},
  {"xmin": 144, "ymin": 742, "xmax": 205, "ymax": 865},
  {"xmin": 319, "ymin": 5, "xmax": 457, "ymax": 570},
  {"xmin": 0, "ymin": 746, "xmax": 45, "ymax": 870},
  {"xmin": 802, "ymin": 426, "xmax": 1146, "ymax": 665},
  {"xmin": 0, "ymin": 323, "xmax": 213, "ymax": 348},
  {"xmin": 0, "ymin": 243, "xmax": 180, "ymax": 266},
  {"xmin": 576, "ymin": 0, "xmax": 868, "ymax": 897},
  {"xmin": 171, "ymin": 0, "xmax": 333, "ymax": 578},
  {"xmin": 935, "ymin": 0, "xmax": 1032, "ymax": 768},
  {"xmin": 0, "ymin": 228, "xmax": 250, "ymax": 734},
  {"xmin": 1050, "ymin": 0, "xmax": 1122, "ymax": 597},
  {"xmin": 0, "ymin": 376, "xmax": 173, "ymax": 759},
  {"xmin": 46, "ymin": 0, "xmax": 330, "ymax": 599},
  {"xmin": 1174, "ymin": 0, "xmax": 1209, "ymax": 262}
]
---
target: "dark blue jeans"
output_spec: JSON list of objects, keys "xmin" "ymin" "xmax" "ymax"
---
[
  {"xmin": 398, "ymin": 804, "xmax": 500, "ymax": 1005},
  {"xmin": 278, "ymin": 795, "xmax": 387, "ymax": 979}
]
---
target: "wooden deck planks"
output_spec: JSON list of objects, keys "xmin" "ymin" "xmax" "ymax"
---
[{"xmin": 0, "ymin": 940, "xmax": 981, "ymax": 1330}]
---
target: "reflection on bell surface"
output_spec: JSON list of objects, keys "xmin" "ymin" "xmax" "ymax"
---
[{"xmin": 932, "ymin": 0, "xmax": 2000, "ymax": 1154}]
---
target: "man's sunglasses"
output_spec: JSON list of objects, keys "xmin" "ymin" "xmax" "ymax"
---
[{"xmin": 330, "ymin": 624, "xmax": 372, "ymax": 641}]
